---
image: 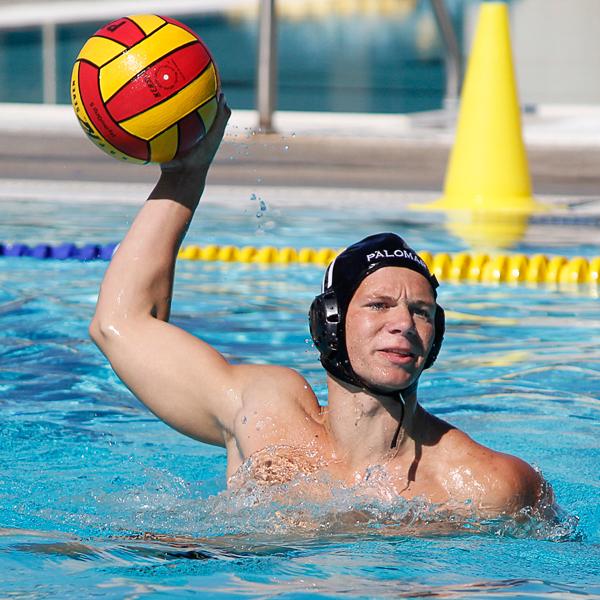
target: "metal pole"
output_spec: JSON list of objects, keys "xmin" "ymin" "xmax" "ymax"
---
[
  {"xmin": 257, "ymin": 0, "xmax": 277, "ymax": 132},
  {"xmin": 430, "ymin": 0, "xmax": 461, "ymax": 111},
  {"xmin": 42, "ymin": 21, "xmax": 57, "ymax": 104}
]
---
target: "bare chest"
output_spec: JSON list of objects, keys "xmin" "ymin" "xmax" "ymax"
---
[{"xmin": 227, "ymin": 428, "xmax": 451, "ymax": 505}]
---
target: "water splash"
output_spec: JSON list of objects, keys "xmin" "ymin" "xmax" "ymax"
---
[
  {"xmin": 75, "ymin": 450, "xmax": 581, "ymax": 544},
  {"xmin": 249, "ymin": 193, "xmax": 269, "ymax": 226}
]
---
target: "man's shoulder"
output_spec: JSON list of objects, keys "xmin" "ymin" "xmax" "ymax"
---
[
  {"xmin": 429, "ymin": 421, "xmax": 541, "ymax": 514},
  {"xmin": 236, "ymin": 364, "xmax": 312, "ymax": 392},
  {"xmin": 234, "ymin": 364, "xmax": 320, "ymax": 412}
]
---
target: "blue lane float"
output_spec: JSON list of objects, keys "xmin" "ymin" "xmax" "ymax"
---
[
  {"xmin": 1, "ymin": 241, "xmax": 599, "ymax": 289},
  {"xmin": 0, "ymin": 242, "xmax": 118, "ymax": 261}
]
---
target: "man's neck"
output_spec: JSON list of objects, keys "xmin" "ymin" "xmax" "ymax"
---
[{"xmin": 323, "ymin": 377, "xmax": 420, "ymax": 473}]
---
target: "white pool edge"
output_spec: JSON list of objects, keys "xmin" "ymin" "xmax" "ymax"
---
[{"xmin": 0, "ymin": 178, "xmax": 594, "ymax": 215}]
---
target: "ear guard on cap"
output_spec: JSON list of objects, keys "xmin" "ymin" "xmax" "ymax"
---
[
  {"xmin": 309, "ymin": 290, "xmax": 340, "ymax": 362},
  {"xmin": 426, "ymin": 304, "xmax": 445, "ymax": 369},
  {"xmin": 309, "ymin": 289, "xmax": 364, "ymax": 390}
]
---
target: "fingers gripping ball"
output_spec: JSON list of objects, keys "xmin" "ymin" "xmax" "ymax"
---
[{"xmin": 71, "ymin": 15, "xmax": 220, "ymax": 164}]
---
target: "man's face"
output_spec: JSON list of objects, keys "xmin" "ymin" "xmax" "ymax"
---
[{"xmin": 345, "ymin": 266, "xmax": 436, "ymax": 393}]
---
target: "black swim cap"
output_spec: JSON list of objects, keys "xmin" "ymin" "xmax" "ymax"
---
[{"xmin": 308, "ymin": 232, "xmax": 445, "ymax": 397}]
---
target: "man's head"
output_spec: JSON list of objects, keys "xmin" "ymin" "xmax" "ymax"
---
[{"xmin": 309, "ymin": 233, "xmax": 445, "ymax": 397}]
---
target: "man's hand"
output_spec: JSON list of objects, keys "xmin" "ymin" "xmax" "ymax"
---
[
  {"xmin": 161, "ymin": 94, "xmax": 231, "ymax": 174},
  {"xmin": 149, "ymin": 94, "xmax": 231, "ymax": 209}
]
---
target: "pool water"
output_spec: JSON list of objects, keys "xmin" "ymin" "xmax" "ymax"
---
[{"xmin": 1, "ymin": 199, "xmax": 599, "ymax": 598}]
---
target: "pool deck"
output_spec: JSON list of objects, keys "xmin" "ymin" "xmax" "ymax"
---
[{"xmin": 0, "ymin": 102, "xmax": 599, "ymax": 213}]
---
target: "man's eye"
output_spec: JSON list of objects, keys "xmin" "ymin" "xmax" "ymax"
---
[
  {"xmin": 368, "ymin": 302, "xmax": 386, "ymax": 310},
  {"xmin": 413, "ymin": 307, "xmax": 433, "ymax": 319}
]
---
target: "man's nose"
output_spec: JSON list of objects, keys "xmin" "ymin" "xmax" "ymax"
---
[{"xmin": 386, "ymin": 303, "xmax": 415, "ymax": 335}]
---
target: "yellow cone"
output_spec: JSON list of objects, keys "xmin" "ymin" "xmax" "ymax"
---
[{"xmin": 423, "ymin": 2, "xmax": 545, "ymax": 214}]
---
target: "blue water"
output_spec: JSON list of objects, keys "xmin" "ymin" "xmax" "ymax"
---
[{"xmin": 1, "ymin": 199, "xmax": 599, "ymax": 598}]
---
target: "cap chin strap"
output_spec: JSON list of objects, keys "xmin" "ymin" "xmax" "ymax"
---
[
  {"xmin": 358, "ymin": 377, "xmax": 417, "ymax": 401},
  {"xmin": 390, "ymin": 391, "xmax": 405, "ymax": 449}
]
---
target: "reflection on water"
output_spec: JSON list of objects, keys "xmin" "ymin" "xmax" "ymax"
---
[{"xmin": 444, "ymin": 212, "xmax": 530, "ymax": 250}]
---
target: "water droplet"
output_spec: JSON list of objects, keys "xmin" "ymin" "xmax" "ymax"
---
[
  {"xmin": 250, "ymin": 193, "xmax": 257, "ymax": 202},
  {"xmin": 283, "ymin": 145, "xmax": 289, "ymax": 151},
  {"xmin": 256, "ymin": 211, "xmax": 263, "ymax": 218}
]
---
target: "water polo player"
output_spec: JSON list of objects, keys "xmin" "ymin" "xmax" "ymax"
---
[{"xmin": 90, "ymin": 96, "xmax": 543, "ymax": 515}]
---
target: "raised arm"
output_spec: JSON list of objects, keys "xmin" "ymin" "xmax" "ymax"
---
[{"xmin": 90, "ymin": 97, "xmax": 245, "ymax": 446}]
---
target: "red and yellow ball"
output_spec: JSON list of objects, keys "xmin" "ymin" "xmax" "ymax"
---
[{"xmin": 71, "ymin": 14, "xmax": 220, "ymax": 164}]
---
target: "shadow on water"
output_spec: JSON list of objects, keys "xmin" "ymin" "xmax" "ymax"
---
[
  {"xmin": 3, "ymin": 529, "xmax": 597, "ymax": 599},
  {"xmin": 6, "ymin": 531, "xmax": 354, "ymax": 565}
]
